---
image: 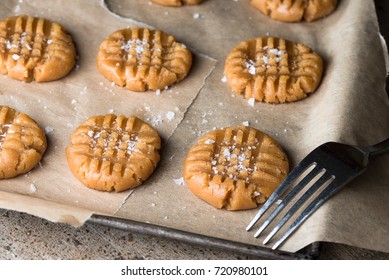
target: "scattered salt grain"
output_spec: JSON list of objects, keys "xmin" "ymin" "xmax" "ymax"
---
[
  {"xmin": 29, "ymin": 183, "xmax": 37, "ymax": 193},
  {"xmin": 44, "ymin": 126, "xmax": 54, "ymax": 134},
  {"xmin": 87, "ymin": 130, "xmax": 94, "ymax": 137},
  {"xmin": 166, "ymin": 111, "xmax": 175, "ymax": 121},
  {"xmin": 155, "ymin": 89, "xmax": 161, "ymax": 95},
  {"xmin": 245, "ymin": 60, "xmax": 256, "ymax": 75},
  {"xmin": 80, "ymin": 86, "xmax": 88, "ymax": 95},
  {"xmin": 12, "ymin": 54, "xmax": 20, "ymax": 60},
  {"xmin": 204, "ymin": 139, "xmax": 215, "ymax": 144},
  {"xmin": 242, "ymin": 121, "xmax": 250, "ymax": 126},
  {"xmin": 193, "ymin": 13, "xmax": 201, "ymax": 19},
  {"xmin": 248, "ymin": 98, "xmax": 255, "ymax": 107},
  {"xmin": 253, "ymin": 191, "xmax": 261, "ymax": 197},
  {"xmin": 221, "ymin": 75, "xmax": 228, "ymax": 83},
  {"xmin": 173, "ymin": 177, "xmax": 185, "ymax": 186}
]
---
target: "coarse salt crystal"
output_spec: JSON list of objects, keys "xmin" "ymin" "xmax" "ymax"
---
[
  {"xmin": 155, "ymin": 89, "xmax": 161, "ymax": 95},
  {"xmin": 44, "ymin": 127, "xmax": 54, "ymax": 134},
  {"xmin": 245, "ymin": 60, "xmax": 256, "ymax": 75},
  {"xmin": 12, "ymin": 54, "xmax": 20, "ymax": 60},
  {"xmin": 242, "ymin": 121, "xmax": 250, "ymax": 126},
  {"xmin": 193, "ymin": 13, "xmax": 201, "ymax": 19},
  {"xmin": 253, "ymin": 191, "xmax": 261, "ymax": 197},
  {"xmin": 29, "ymin": 183, "xmax": 37, "ymax": 193},
  {"xmin": 248, "ymin": 98, "xmax": 255, "ymax": 107},
  {"xmin": 173, "ymin": 177, "xmax": 185, "ymax": 186},
  {"xmin": 204, "ymin": 139, "xmax": 215, "ymax": 144},
  {"xmin": 221, "ymin": 75, "xmax": 228, "ymax": 83},
  {"xmin": 166, "ymin": 111, "xmax": 175, "ymax": 121}
]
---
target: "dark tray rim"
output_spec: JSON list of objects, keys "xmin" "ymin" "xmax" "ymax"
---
[{"xmin": 88, "ymin": 214, "xmax": 320, "ymax": 260}]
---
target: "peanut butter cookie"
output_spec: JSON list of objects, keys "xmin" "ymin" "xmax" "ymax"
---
[
  {"xmin": 66, "ymin": 114, "xmax": 161, "ymax": 192},
  {"xmin": 184, "ymin": 125, "xmax": 289, "ymax": 210},
  {"xmin": 97, "ymin": 27, "xmax": 192, "ymax": 92},
  {"xmin": 0, "ymin": 106, "xmax": 47, "ymax": 179},
  {"xmin": 0, "ymin": 15, "xmax": 76, "ymax": 82},
  {"xmin": 251, "ymin": 0, "xmax": 337, "ymax": 22},
  {"xmin": 224, "ymin": 36, "xmax": 323, "ymax": 103}
]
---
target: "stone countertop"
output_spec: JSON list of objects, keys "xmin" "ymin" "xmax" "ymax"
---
[
  {"xmin": 1, "ymin": 0, "xmax": 389, "ymax": 260},
  {"xmin": 1, "ymin": 208, "xmax": 389, "ymax": 260}
]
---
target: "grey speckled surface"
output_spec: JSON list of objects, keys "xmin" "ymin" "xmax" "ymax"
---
[
  {"xmin": 2, "ymin": 208, "xmax": 389, "ymax": 260},
  {"xmin": 0, "ymin": 209, "xmax": 255, "ymax": 260}
]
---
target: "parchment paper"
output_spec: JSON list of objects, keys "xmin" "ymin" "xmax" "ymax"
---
[{"xmin": 0, "ymin": 0, "xmax": 388, "ymax": 254}]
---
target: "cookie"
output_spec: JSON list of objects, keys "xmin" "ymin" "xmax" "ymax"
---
[
  {"xmin": 0, "ymin": 106, "xmax": 47, "ymax": 179},
  {"xmin": 96, "ymin": 27, "xmax": 192, "ymax": 92},
  {"xmin": 0, "ymin": 15, "xmax": 76, "ymax": 82},
  {"xmin": 183, "ymin": 125, "xmax": 289, "ymax": 210},
  {"xmin": 224, "ymin": 36, "xmax": 323, "ymax": 103},
  {"xmin": 152, "ymin": 0, "xmax": 203, "ymax": 6},
  {"xmin": 251, "ymin": 0, "xmax": 337, "ymax": 22},
  {"xmin": 66, "ymin": 114, "xmax": 161, "ymax": 192}
]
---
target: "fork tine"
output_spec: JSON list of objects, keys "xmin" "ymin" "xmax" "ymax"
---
[
  {"xmin": 253, "ymin": 165, "xmax": 324, "ymax": 238},
  {"xmin": 262, "ymin": 172, "xmax": 334, "ymax": 246},
  {"xmin": 271, "ymin": 176, "xmax": 339, "ymax": 250},
  {"xmin": 246, "ymin": 160, "xmax": 316, "ymax": 231}
]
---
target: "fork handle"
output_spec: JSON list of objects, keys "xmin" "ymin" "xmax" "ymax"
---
[{"xmin": 368, "ymin": 138, "xmax": 389, "ymax": 158}]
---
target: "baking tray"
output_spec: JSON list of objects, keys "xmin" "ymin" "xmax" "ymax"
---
[{"xmin": 85, "ymin": 0, "xmax": 389, "ymax": 259}]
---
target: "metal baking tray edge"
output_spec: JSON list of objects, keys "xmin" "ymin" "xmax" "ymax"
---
[{"xmin": 87, "ymin": 214, "xmax": 320, "ymax": 260}]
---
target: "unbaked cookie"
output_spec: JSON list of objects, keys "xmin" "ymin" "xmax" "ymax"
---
[
  {"xmin": 251, "ymin": 0, "xmax": 337, "ymax": 22},
  {"xmin": 183, "ymin": 125, "xmax": 289, "ymax": 210},
  {"xmin": 152, "ymin": 0, "xmax": 203, "ymax": 6},
  {"xmin": 96, "ymin": 27, "xmax": 192, "ymax": 92},
  {"xmin": 0, "ymin": 106, "xmax": 47, "ymax": 179},
  {"xmin": 0, "ymin": 15, "xmax": 76, "ymax": 82},
  {"xmin": 66, "ymin": 114, "xmax": 161, "ymax": 192},
  {"xmin": 224, "ymin": 36, "xmax": 323, "ymax": 103}
]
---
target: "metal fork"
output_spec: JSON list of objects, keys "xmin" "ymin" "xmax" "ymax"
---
[{"xmin": 246, "ymin": 138, "xmax": 389, "ymax": 250}]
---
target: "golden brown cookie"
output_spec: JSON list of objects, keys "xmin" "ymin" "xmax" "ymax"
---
[
  {"xmin": 0, "ymin": 106, "xmax": 47, "ymax": 179},
  {"xmin": 96, "ymin": 27, "xmax": 192, "ymax": 92},
  {"xmin": 224, "ymin": 36, "xmax": 323, "ymax": 103},
  {"xmin": 66, "ymin": 114, "xmax": 161, "ymax": 192},
  {"xmin": 183, "ymin": 125, "xmax": 289, "ymax": 210},
  {"xmin": 0, "ymin": 15, "xmax": 76, "ymax": 82},
  {"xmin": 251, "ymin": 0, "xmax": 337, "ymax": 22},
  {"xmin": 152, "ymin": 0, "xmax": 203, "ymax": 6}
]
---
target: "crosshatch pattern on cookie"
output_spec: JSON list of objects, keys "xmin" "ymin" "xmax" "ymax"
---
[
  {"xmin": 0, "ymin": 15, "xmax": 76, "ymax": 82},
  {"xmin": 152, "ymin": 0, "xmax": 203, "ymax": 6},
  {"xmin": 97, "ymin": 27, "xmax": 192, "ymax": 92},
  {"xmin": 251, "ymin": 0, "xmax": 338, "ymax": 22},
  {"xmin": 224, "ymin": 37, "xmax": 323, "ymax": 103},
  {"xmin": 184, "ymin": 125, "xmax": 289, "ymax": 210},
  {"xmin": 0, "ymin": 106, "xmax": 47, "ymax": 179},
  {"xmin": 66, "ymin": 114, "xmax": 161, "ymax": 192}
]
